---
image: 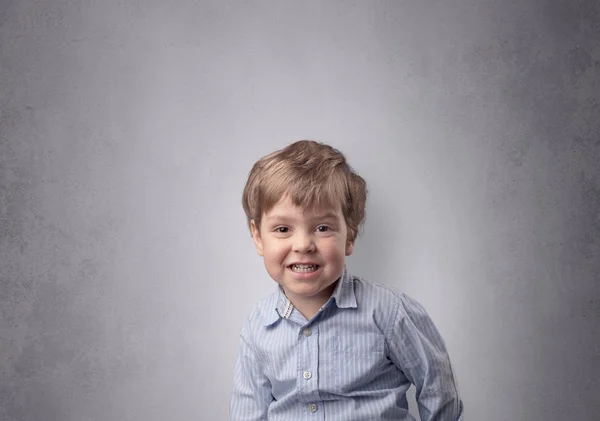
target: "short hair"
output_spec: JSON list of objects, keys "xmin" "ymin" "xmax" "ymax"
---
[{"xmin": 242, "ymin": 140, "xmax": 367, "ymax": 243}]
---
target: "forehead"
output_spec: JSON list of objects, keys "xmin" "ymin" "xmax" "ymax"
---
[{"xmin": 263, "ymin": 196, "xmax": 343, "ymax": 220}]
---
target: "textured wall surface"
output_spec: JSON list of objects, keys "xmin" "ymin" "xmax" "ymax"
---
[{"xmin": 1, "ymin": 0, "xmax": 599, "ymax": 420}]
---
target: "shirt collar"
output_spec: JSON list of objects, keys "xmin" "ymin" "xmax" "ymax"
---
[
  {"xmin": 262, "ymin": 266, "xmax": 357, "ymax": 327},
  {"xmin": 332, "ymin": 266, "xmax": 358, "ymax": 309}
]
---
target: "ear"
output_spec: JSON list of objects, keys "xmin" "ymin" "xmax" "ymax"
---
[
  {"xmin": 250, "ymin": 220, "xmax": 264, "ymax": 256},
  {"xmin": 345, "ymin": 240, "xmax": 354, "ymax": 256}
]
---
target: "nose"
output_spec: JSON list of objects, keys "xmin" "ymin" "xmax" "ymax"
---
[{"xmin": 293, "ymin": 231, "xmax": 315, "ymax": 253}]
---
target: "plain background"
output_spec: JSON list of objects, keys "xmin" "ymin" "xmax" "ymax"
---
[{"xmin": 1, "ymin": 0, "xmax": 599, "ymax": 420}]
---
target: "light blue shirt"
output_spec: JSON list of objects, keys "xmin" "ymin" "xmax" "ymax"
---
[{"xmin": 230, "ymin": 267, "xmax": 464, "ymax": 420}]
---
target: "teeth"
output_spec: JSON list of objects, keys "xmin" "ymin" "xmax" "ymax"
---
[{"xmin": 291, "ymin": 264, "xmax": 318, "ymax": 272}]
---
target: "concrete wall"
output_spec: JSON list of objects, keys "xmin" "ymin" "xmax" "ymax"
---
[{"xmin": 1, "ymin": 0, "xmax": 598, "ymax": 420}]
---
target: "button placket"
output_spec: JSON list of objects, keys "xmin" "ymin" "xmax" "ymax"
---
[{"xmin": 298, "ymin": 324, "xmax": 321, "ymax": 415}]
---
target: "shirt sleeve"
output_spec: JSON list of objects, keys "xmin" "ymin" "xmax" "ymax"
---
[
  {"xmin": 386, "ymin": 293, "xmax": 464, "ymax": 421},
  {"xmin": 229, "ymin": 333, "xmax": 273, "ymax": 421}
]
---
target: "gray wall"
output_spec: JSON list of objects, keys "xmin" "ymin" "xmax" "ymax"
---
[{"xmin": 1, "ymin": 1, "xmax": 599, "ymax": 420}]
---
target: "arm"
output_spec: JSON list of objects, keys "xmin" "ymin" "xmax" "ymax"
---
[
  {"xmin": 387, "ymin": 294, "xmax": 464, "ymax": 421},
  {"xmin": 230, "ymin": 335, "xmax": 273, "ymax": 421}
]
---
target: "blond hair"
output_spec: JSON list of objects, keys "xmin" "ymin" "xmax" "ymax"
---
[{"xmin": 242, "ymin": 140, "xmax": 367, "ymax": 243}]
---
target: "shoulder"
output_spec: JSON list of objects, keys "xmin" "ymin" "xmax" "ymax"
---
[
  {"xmin": 350, "ymin": 274, "xmax": 411, "ymax": 307},
  {"xmin": 349, "ymin": 274, "xmax": 430, "ymax": 326},
  {"xmin": 239, "ymin": 291, "xmax": 279, "ymax": 341}
]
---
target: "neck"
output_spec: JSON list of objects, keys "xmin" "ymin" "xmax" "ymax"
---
[
  {"xmin": 284, "ymin": 281, "xmax": 338, "ymax": 320},
  {"xmin": 293, "ymin": 300, "xmax": 325, "ymax": 320}
]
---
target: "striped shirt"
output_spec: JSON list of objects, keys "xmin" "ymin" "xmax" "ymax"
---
[{"xmin": 230, "ymin": 267, "xmax": 464, "ymax": 420}]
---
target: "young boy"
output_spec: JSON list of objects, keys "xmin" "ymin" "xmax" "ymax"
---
[{"xmin": 230, "ymin": 140, "xmax": 464, "ymax": 420}]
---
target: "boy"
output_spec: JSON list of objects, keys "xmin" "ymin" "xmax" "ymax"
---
[{"xmin": 230, "ymin": 140, "xmax": 464, "ymax": 420}]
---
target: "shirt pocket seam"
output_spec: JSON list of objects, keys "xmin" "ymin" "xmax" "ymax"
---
[
  {"xmin": 331, "ymin": 334, "xmax": 386, "ymax": 392},
  {"xmin": 333, "ymin": 333, "xmax": 386, "ymax": 356}
]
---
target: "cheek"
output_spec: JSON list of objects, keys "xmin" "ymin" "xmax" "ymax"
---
[
  {"xmin": 318, "ymin": 239, "xmax": 347, "ymax": 259},
  {"xmin": 264, "ymin": 242, "xmax": 289, "ymax": 262}
]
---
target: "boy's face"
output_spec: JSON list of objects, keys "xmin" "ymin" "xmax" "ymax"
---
[{"xmin": 251, "ymin": 196, "xmax": 354, "ymax": 307}]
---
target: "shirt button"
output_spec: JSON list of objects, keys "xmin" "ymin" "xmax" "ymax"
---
[
  {"xmin": 303, "ymin": 370, "xmax": 312, "ymax": 380},
  {"xmin": 308, "ymin": 403, "xmax": 318, "ymax": 413},
  {"xmin": 303, "ymin": 328, "xmax": 311, "ymax": 337}
]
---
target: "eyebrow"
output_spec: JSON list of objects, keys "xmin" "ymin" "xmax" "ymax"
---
[
  {"xmin": 264, "ymin": 215, "xmax": 289, "ymax": 223},
  {"xmin": 265, "ymin": 212, "xmax": 340, "ymax": 222},
  {"xmin": 310, "ymin": 211, "xmax": 339, "ymax": 220}
]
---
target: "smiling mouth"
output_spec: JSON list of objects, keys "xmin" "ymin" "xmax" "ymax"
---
[{"xmin": 289, "ymin": 264, "xmax": 320, "ymax": 273}]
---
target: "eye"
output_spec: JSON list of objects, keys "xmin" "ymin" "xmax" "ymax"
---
[
  {"xmin": 274, "ymin": 226, "xmax": 289, "ymax": 233},
  {"xmin": 316, "ymin": 225, "xmax": 331, "ymax": 232}
]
